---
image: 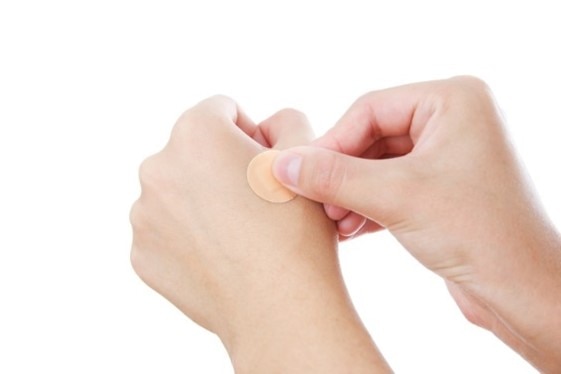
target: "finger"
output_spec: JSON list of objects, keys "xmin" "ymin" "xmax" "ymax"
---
[
  {"xmin": 324, "ymin": 204, "xmax": 349, "ymax": 221},
  {"xmin": 171, "ymin": 95, "xmax": 264, "ymax": 165},
  {"xmin": 312, "ymin": 80, "xmax": 439, "ymax": 156},
  {"xmin": 360, "ymin": 135, "xmax": 415, "ymax": 160},
  {"xmin": 345, "ymin": 220, "xmax": 384, "ymax": 239},
  {"xmin": 273, "ymin": 146, "xmax": 411, "ymax": 226},
  {"xmin": 258, "ymin": 109, "xmax": 315, "ymax": 149},
  {"xmin": 321, "ymin": 135, "xmax": 413, "ymax": 223},
  {"xmin": 181, "ymin": 95, "xmax": 260, "ymax": 141},
  {"xmin": 198, "ymin": 95, "xmax": 256, "ymax": 131},
  {"xmin": 337, "ymin": 212, "xmax": 366, "ymax": 237}
]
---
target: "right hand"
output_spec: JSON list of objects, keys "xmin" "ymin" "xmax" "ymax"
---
[{"xmin": 272, "ymin": 76, "xmax": 561, "ymax": 372}]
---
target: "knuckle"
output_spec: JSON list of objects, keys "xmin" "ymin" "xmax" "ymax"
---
[
  {"xmin": 274, "ymin": 108, "xmax": 312, "ymax": 139},
  {"xmin": 138, "ymin": 153, "xmax": 163, "ymax": 188},
  {"xmin": 451, "ymin": 75, "xmax": 490, "ymax": 90},
  {"xmin": 193, "ymin": 94, "xmax": 235, "ymax": 115},
  {"xmin": 277, "ymin": 108, "xmax": 307, "ymax": 122},
  {"xmin": 173, "ymin": 108, "xmax": 200, "ymax": 137},
  {"xmin": 307, "ymin": 152, "xmax": 346, "ymax": 204},
  {"xmin": 173, "ymin": 94, "xmax": 235, "ymax": 140},
  {"xmin": 356, "ymin": 91, "xmax": 376, "ymax": 106},
  {"xmin": 206, "ymin": 94, "xmax": 235, "ymax": 105},
  {"xmin": 442, "ymin": 75, "xmax": 494, "ymax": 104}
]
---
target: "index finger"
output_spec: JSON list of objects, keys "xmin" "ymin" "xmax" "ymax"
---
[{"xmin": 313, "ymin": 80, "xmax": 440, "ymax": 156}]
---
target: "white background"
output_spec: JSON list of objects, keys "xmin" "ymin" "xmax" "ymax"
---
[{"xmin": 1, "ymin": 1, "xmax": 559, "ymax": 373}]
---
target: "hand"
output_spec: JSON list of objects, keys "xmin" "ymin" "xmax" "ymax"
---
[
  {"xmin": 272, "ymin": 77, "xmax": 561, "ymax": 371},
  {"xmin": 130, "ymin": 97, "xmax": 390, "ymax": 373}
]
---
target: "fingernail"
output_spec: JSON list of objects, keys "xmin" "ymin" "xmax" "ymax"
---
[{"xmin": 273, "ymin": 151, "xmax": 302, "ymax": 187}]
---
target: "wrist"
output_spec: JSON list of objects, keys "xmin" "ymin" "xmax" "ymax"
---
[
  {"xmin": 464, "ymin": 224, "xmax": 561, "ymax": 371},
  {"xmin": 221, "ymin": 256, "xmax": 391, "ymax": 373}
]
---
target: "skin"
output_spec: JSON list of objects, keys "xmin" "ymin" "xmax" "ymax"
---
[
  {"xmin": 129, "ymin": 97, "xmax": 391, "ymax": 373},
  {"xmin": 272, "ymin": 76, "xmax": 561, "ymax": 372}
]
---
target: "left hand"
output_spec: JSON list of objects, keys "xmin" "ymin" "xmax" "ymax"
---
[{"xmin": 129, "ymin": 96, "xmax": 389, "ymax": 373}]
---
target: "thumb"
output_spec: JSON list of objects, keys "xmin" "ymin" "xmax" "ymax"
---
[{"xmin": 272, "ymin": 146, "xmax": 409, "ymax": 226}]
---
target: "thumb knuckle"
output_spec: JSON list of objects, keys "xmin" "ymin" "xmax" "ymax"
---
[{"xmin": 306, "ymin": 152, "xmax": 346, "ymax": 204}]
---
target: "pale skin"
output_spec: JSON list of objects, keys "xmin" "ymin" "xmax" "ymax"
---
[
  {"xmin": 272, "ymin": 76, "xmax": 561, "ymax": 372},
  {"xmin": 130, "ymin": 99, "xmax": 390, "ymax": 373},
  {"xmin": 131, "ymin": 77, "xmax": 561, "ymax": 372}
]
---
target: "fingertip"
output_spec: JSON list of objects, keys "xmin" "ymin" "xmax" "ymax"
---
[
  {"xmin": 337, "ymin": 212, "xmax": 367, "ymax": 237},
  {"xmin": 324, "ymin": 204, "xmax": 350, "ymax": 221}
]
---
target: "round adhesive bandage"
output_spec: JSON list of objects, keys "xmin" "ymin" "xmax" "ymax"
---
[{"xmin": 247, "ymin": 150, "xmax": 297, "ymax": 203}]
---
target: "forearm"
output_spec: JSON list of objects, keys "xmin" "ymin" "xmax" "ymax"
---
[
  {"xmin": 472, "ymin": 223, "xmax": 561, "ymax": 372},
  {"xmin": 221, "ymin": 253, "xmax": 391, "ymax": 373}
]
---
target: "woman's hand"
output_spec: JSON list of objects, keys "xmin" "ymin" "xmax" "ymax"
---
[
  {"xmin": 273, "ymin": 77, "xmax": 561, "ymax": 372},
  {"xmin": 130, "ymin": 96, "xmax": 390, "ymax": 373}
]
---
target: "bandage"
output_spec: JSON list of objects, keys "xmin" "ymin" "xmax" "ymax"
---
[{"xmin": 247, "ymin": 150, "xmax": 297, "ymax": 203}]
